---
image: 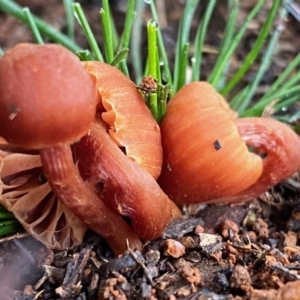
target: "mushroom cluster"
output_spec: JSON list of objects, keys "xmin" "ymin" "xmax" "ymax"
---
[
  {"xmin": 0, "ymin": 43, "xmax": 180, "ymax": 254},
  {"xmin": 0, "ymin": 43, "xmax": 299, "ymax": 255}
]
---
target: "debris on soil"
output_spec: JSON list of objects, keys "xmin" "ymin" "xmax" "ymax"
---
[
  {"xmin": 1, "ymin": 1, "xmax": 300, "ymax": 299},
  {"xmin": 0, "ymin": 178, "xmax": 300, "ymax": 300}
]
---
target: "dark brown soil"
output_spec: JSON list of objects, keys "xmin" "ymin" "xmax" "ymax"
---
[{"xmin": 0, "ymin": 1, "xmax": 300, "ymax": 299}]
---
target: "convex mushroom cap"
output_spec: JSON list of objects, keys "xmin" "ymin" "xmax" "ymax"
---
[{"xmin": 0, "ymin": 43, "xmax": 98, "ymax": 149}]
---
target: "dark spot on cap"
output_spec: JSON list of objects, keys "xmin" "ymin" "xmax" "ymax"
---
[{"xmin": 214, "ymin": 140, "xmax": 221, "ymax": 151}]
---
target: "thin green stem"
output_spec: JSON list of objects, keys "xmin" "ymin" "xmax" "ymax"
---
[
  {"xmin": 119, "ymin": 60, "xmax": 129, "ymax": 77},
  {"xmin": 73, "ymin": 3, "xmax": 103, "ymax": 61},
  {"xmin": 209, "ymin": 0, "xmax": 264, "ymax": 86},
  {"xmin": 0, "ymin": 211, "xmax": 15, "ymax": 219},
  {"xmin": 241, "ymin": 85, "xmax": 300, "ymax": 117},
  {"xmin": 111, "ymin": 48, "xmax": 129, "ymax": 67},
  {"xmin": 221, "ymin": 0, "xmax": 281, "ymax": 95},
  {"xmin": 147, "ymin": 19, "xmax": 158, "ymax": 120},
  {"xmin": 147, "ymin": 20, "xmax": 158, "ymax": 79},
  {"xmin": 157, "ymin": 82, "xmax": 170, "ymax": 123},
  {"xmin": 208, "ymin": 0, "xmax": 238, "ymax": 88},
  {"xmin": 0, "ymin": 220, "xmax": 20, "ymax": 236},
  {"xmin": 259, "ymin": 52, "xmax": 300, "ymax": 102},
  {"xmin": 100, "ymin": 2, "xmax": 114, "ymax": 63},
  {"xmin": 192, "ymin": 0, "xmax": 216, "ymax": 81},
  {"xmin": 0, "ymin": 0, "xmax": 80, "ymax": 52},
  {"xmin": 131, "ymin": 0, "xmax": 146, "ymax": 83},
  {"xmin": 118, "ymin": 0, "xmax": 136, "ymax": 52},
  {"xmin": 231, "ymin": 6, "xmax": 288, "ymax": 112},
  {"xmin": 63, "ymin": 0, "xmax": 75, "ymax": 39},
  {"xmin": 177, "ymin": 43, "xmax": 190, "ymax": 90},
  {"xmin": 173, "ymin": 0, "xmax": 200, "ymax": 93},
  {"xmin": 149, "ymin": 0, "xmax": 173, "ymax": 87},
  {"xmin": 23, "ymin": 8, "xmax": 44, "ymax": 44}
]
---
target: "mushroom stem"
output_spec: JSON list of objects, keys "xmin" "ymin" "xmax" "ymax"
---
[
  {"xmin": 40, "ymin": 144, "xmax": 142, "ymax": 255},
  {"xmin": 215, "ymin": 117, "xmax": 300, "ymax": 203},
  {"xmin": 74, "ymin": 119, "xmax": 181, "ymax": 241}
]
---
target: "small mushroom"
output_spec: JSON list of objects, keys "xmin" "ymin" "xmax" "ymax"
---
[
  {"xmin": 74, "ymin": 117, "xmax": 181, "ymax": 240},
  {"xmin": 74, "ymin": 61, "xmax": 181, "ymax": 240},
  {"xmin": 158, "ymin": 82, "xmax": 300, "ymax": 205},
  {"xmin": 158, "ymin": 82, "xmax": 263, "ymax": 204},
  {"xmin": 0, "ymin": 43, "xmax": 142, "ymax": 254}
]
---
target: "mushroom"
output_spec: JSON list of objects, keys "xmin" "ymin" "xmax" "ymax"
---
[
  {"xmin": 0, "ymin": 43, "xmax": 142, "ymax": 254},
  {"xmin": 74, "ymin": 117, "xmax": 181, "ymax": 240},
  {"xmin": 74, "ymin": 61, "xmax": 181, "ymax": 240},
  {"xmin": 158, "ymin": 82, "xmax": 300, "ymax": 205}
]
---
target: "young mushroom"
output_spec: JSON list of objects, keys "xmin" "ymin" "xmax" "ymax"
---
[
  {"xmin": 74, "ymin": 61, "xmax": 181, "ymax": 240},
  {"xmin": 158, "ymin": 82, "xmax": 300, "ymax": 205},
  {"xmin": 74, "ymin": 117, "xmax": 181, "ymax": 240},
  {"xmin": 0, "ymin": 43, "xmax": 142, "ymax": 254}
]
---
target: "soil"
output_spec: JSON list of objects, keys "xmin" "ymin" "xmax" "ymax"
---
[{"xmin": 1, "ymin": 1, "xmax": 300, "ymax": 300}]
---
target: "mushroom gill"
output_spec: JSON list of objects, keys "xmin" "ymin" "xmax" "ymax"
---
[{"xmin": 0, "ymin": 148, "xmax": 88, "ymax": 249}]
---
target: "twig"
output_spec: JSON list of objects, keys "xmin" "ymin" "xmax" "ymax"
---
[{"xmin": 126, "ymin": 239, "xmax": 154, "ymax": 286}]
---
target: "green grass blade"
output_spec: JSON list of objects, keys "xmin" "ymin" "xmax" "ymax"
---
[
  {"xmin": 0, "ymin": 0, "xmax": 80, "ymax": 52},
  {"xmin": 149, "ymin": 0, "xmax": 173, "ymax": 87},
  {"xmin": 117, "ymin": 0, "xmax": 136, "ymax": 53},
  {"xmin": 147, "ymin": 20, "xmax": 158, "ymax": 79},
  {"xmin": 208, "ymin": 0, "xmax": 238, "ymax": 88},
  {"xmin": 173, "ymin": 0, "xmax": 200, "ymax": 93},
  {"xmin": 118, "ymin": 59, "xmax": 129, "ymax": 77},
  {"xmin": 111, "ymin": 48, "xmax": 129, "ymax": 67},
  {"xmin": 231, "ymin": 6, "xmax": 288, "ymax": 112},
  {"xmin": 242, "ymin": 85, "xmax": 300, "ymax": 117},
  {"xmin": 191, "ymin": 0, "xmax": 216, "ymax": 81},
  {"xmin": 0, "ymin": 220, "xmax": 20, "ymax": 236},
  {"xmin": 157, "ymin": 82, "xmax": 170, "ymax": 123},
  {"xmin": 221, "ymin": 0, "xmax": 281, "ymax": 95},
  {"xmin": 100, "ymin": 6, "xmax": 114, "ymax": 63},
  {"xmin": 177, "ymin": 43, "xmax": 190, "ymax": 90},
  {"xmin": 147, "ymin": 19, "xmax": 159, "ymax": 120},
  {"xmin": 73, "ymin": 3, "xmax": 103, "ymax": 61},
  {"xmin": 0, "ymin": 211, "xmax": 15, "ymax": 220},
  {"xmin": 209, "ymin": 0, "xmax": 265, "ymax": 87},
  {"xmin": 63, "ymin": 0, "xmax": 75, "ymax": 39},
  {"xmin": 131, "ymin": 0, "xmax": 146, "ymax": 83},
  {"xmin": 23, "ymin": 8, "xmax": 44, "ymax": 44},
  {"xmin": 259, "ymin": 52, "xmax": 300, "ymax": 102}
]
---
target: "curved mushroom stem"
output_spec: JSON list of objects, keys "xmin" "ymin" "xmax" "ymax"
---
[
  {"xmin": 74, "ymin": 119, "xmax": 181, "ymax": 241},
  {"xmin": 215, "ymin": 117, "xmax": 300, "ymax": 203},
  {"xmin": 40, "ymin": 144, "xmax": 142, "ymax": 255}
]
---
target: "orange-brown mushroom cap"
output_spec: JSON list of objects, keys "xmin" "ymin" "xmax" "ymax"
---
[
  {"xmin": 0, "ymin": 44, "xmax": 141, "ymax": 254},
  {"xmin": 0, "ymin": 43, "xmax": 98, "ymax": 149},
  {"xmin": 83, "ymin": 61, "xmax": 163, "ymax": 179},
  {"xmin": 216, "ymin": 117, "xmax": 300, "ymax": 203},
  {"xmin": 158, "ymin": 82, "xmax": 263, "ymax": 205}
]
